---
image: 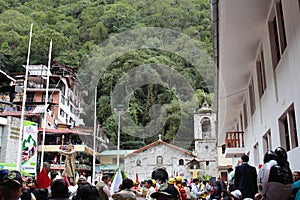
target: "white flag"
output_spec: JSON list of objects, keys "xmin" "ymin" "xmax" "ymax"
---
[{"xmin": 110, "ymin": 169, "xmax": 123, "ymax": 194}]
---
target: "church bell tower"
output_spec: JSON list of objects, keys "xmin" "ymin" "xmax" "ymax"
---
[{"xmin": 193, "ymin": 101, "xmax": 218, "ymax": 178}]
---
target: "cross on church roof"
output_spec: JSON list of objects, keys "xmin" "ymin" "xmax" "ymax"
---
[{"xmin": 158, "ymin": 134, "xmax": 162, "ymax": 141}]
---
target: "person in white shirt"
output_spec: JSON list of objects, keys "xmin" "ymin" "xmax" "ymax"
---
[
  {"xmin": 191, "ymin": 178, "xmax": 206, "ymax": 199},
  {"xmin": 145, "ymin": 179, "xmax": 156, "ymax": 200}
]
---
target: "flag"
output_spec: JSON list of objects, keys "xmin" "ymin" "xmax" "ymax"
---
[
  {"xmin": 37, "ymin": 168, "xmax": 51, "ymax": 189},
  {"xmin": 63, "ymin": 174, "xmax": 70, "ymax": 186},
  {"xmin": 110, "ymin": 169, "xmax": 122, "ymax": 194},
  {"xmin": 52, "ymin": 155, "xmax": 58, "ymax": 164},
  {"xmin": 135, "ymin": 172, "xmax": 139, "ymax": 183}
]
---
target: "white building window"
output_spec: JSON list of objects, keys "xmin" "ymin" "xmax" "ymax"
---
[
  {"xmin": 279, "ymin": 104, "xmax": 298, "ymax": 151},
  {"xmin": 243, "ymin": 100, "xmax": 248, "ymax": 129},
  {"xmin": 263, "ymin": 130, "xmax": 272, "ymax": 153},
  {"xmin": 256, "ymin": 50, "xmax": 267, "ymax": 98},
  {"xmin": 157, "ymin": 156, "xmax": 163, "ymax": 165},
  {"xmin": 201, "ymin": 117, "xmax": 211, "ymax": 139},
  {"xmin": 269, "ymin": 0, "xmax": 287, "ymax": 68},
  {"xmin": 249, "ymin": 78, "xmax": 256, "ymax": 115},
  {"xmin": 136, "ymin": 159, "xmax": 141, "ymax": 166},
  {"xmin": 253, "ymin": 143, "xmax": 259, "ymax": 166},
  {"xmin": 179, "ymin": 159, "xmax": 184, "ymax": 165}
]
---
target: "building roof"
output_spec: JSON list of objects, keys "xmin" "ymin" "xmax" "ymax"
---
[
  {"xmin": 0, "ymin": 111, "xmax": 41, "ymax": 117},
  {"xmin": 100, "ymin": 150, "xmax": 136, "ymax": 156},
  {"xmin": 126, "ymin": 139, "xmax": 193, "ymax": 157},
  {"xmin": 0, "ymin": 70, "xmax": 16, "ymax": 83}
]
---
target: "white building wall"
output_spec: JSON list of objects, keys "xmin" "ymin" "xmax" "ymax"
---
[
  {"xmin": 237, "ymin": 0, "xmax": 300, "ymax": 171},
  {"xmin": 124, "ymin": 143, "xmax": 194, "ymax": 181}
]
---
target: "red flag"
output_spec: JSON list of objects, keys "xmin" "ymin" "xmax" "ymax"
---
[
  {"xmin": 135, "ymin": 172, "xmax": 139, "ymax": 183},
  {"xmin": 52, "ymin": 155, "xmax": 58, "ymax": 164},
  {"xmin": 37, "ymin": 168, "xmax": 51, "ymax": 189},
  {"xmin": 63, "ymin": 174, "xmax": 70, "ymax": 186}
]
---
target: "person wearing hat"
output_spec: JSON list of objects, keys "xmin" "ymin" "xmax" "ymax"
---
[
  {"xmin": 163, "ymin": 178, "xmax": 180, "ymax": 200},
  {"xmin": 175, "ymin": 176, "xmax": 186, "ymax": 200},
  {"xmin": 151, "ymin": 191, "xmax": 174, "ymax": 200},
  {"xmin": 0, "ymin": 170, "xmax": 23, "ymax": 200},
  {"xmin": 229, "ymin": 190, "xmax": 242, "ymax": 200}
]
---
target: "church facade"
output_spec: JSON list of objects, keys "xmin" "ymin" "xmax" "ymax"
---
[
  {"xmin": 124, "ymin": 103, "xmax": 218, "ymax": 181},
  {"xmin": 124, "ymin": 138, "xmax": 195, "ymax": 181}
]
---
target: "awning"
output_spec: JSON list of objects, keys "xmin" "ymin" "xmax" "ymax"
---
[{"xmin": 32, "ymin": 105, "xmax": 49, "ymax": 113}]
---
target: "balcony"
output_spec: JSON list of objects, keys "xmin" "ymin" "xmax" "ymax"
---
[
  {"xmin": 26, "ymin": 98, "xmax": 53, "ymax": 103},
  {"xmin": 225, "ymin": 131, "xmax": 245, "ymax": 158},
  {"xmin": 37, "ymin": 145, "xmax": 98, "ymax": 156}
]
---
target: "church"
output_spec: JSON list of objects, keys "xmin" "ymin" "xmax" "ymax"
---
[{"xmin": 124, "ymin": 102, "xmax": 218, "ymax": 181}]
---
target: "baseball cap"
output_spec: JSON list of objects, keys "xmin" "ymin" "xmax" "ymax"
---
[
  {"xmin": 0, "ymin": 171, "xmax": 23, "ymax": 187},
  {"xmin": 168, "ymin": 178, "xmax": 175, "ymax": 184},
  {"xmin": 175, "ymin": 176, "xmax": 182, "ymax": 183},
  {"xmin": 0, "ymin": 169, "xmax": 9, "ymax": 183},
  {"xmin": 230, "ymin": 190, "xmax": 242, "ymax": 199}
]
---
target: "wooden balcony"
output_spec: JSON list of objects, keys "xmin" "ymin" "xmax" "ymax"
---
[
  {"xmin": 38, "ymin": 145, "xmax": 99, "ymax": 156},
  {"xmin": 225, "ymin": 131, "xmax": 245, "ymax": 158}
]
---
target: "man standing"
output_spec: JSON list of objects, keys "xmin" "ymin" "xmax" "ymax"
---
[
  {"xmin": 96, "ymin": 175, "xmax": 111, "ymax": 200},
  {"xmin": 0, "ymin": 171, "xmax": 23, "ymax": 200},
  {"xmin": 227, "ymin": 168, "xmax": 234, "ymax": 192},
  {"xmin": 234, "ymin": 155, "xmax": 257, "ymax": 199}
]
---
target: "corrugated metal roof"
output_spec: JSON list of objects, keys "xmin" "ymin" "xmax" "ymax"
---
[{"xmin": 100, "ymin": 150, "xmax": 136, "ymax": 156}]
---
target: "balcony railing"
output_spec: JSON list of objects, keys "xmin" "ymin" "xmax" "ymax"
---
[{"xmin": 225, "ymin": 131, "xmax": 244, "ymax": 148}]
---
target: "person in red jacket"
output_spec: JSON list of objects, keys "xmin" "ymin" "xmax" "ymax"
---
[{"xmin": 175, "ymin": 176, "xmax": 187, "ymax": 200}]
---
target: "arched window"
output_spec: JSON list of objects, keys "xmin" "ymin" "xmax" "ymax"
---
[
  {"xmin": 136, "ymin": 159, "xmax": 141, "ymax": 166},
  {"xmin": 179, "ymin": 159, "xmax": 184, "ymax": 165},
  {"xmin": 201, "ymin": 117, "xmax": 211, "ymax": 139},
  {"xmin": 157, "ymin": 156, "xmax": 163, "ymax": 165}
]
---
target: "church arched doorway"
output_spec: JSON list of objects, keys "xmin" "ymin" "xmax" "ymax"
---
[{"xmin": 151, "ymin": 168, "xmax": 168, "ymax": 182}]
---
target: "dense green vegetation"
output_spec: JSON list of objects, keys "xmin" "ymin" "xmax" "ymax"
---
[{"xmin": 0, "ymin": 0, "xmax": 213, "ymax": 150}]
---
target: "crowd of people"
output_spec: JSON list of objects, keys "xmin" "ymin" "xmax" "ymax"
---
[{"xmin": 0, "ymin": 147, "xmax": 299, "ymax": 200}]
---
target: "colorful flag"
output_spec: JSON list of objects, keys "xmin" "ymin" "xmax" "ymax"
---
[
  {"xmin": 110, "ymin": 169, "xmax": 122, "ymax": 194},
  {"xmin": 37, "ymin": 168, "xmax": 51, "ymax": 189},
  {"xmin": 135, "ymin": 172, "xmax": 139, "ymax": 183}
]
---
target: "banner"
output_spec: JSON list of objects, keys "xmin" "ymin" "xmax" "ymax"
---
[{"xmin": 21, "ymin": 120, "xmax": 38, "ymax": 175}]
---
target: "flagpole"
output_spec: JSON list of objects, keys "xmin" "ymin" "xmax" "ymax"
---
[
  {"xmin": 40, "ymin": 39, "xmax": 52, "ymax": 172},
  {"xmin": 92, "ymin": 86, "xmax": 97, "ymax": 184},
  {"xmin": 17, "ymin": 23, "xmax": 33, "ymax": 171}
]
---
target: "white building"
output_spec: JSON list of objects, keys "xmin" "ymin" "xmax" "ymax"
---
[
  {"xmin": 213, "ymin": 0, "xmax": 300, "ymax": 170},
  {"xmin": 124, "ymin": 137, "xmax": 195, "ymax": 181}
]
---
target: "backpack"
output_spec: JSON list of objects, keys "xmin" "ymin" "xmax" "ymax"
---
[{"xmin": 179, "ymin": 186, "xmax": 187, "ymax": 200}]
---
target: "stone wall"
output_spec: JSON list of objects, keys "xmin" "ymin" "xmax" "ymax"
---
[{"xmin": 125, "ymin": 142, "xmax": 194, "ymax": 181}]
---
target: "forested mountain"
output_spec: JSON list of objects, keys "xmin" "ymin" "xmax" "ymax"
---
[{"xmin": 0, "ymin": 0, "xmax": 213, "ymax": 150}]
